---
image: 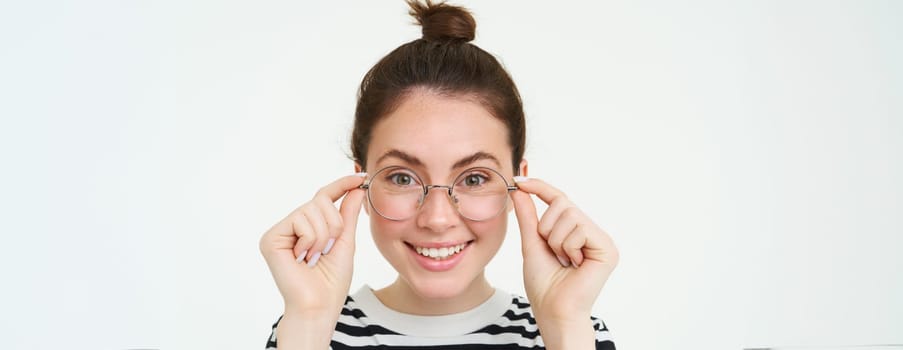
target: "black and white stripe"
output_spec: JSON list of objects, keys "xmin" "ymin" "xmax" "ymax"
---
[{"xmin": 266, "ymin": 287, "xmax": 615, "ymax": 349}]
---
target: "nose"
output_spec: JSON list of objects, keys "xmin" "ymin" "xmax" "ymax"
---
[{"xmin": 416, "ymin": 185, "xmax": 460, "ymax": 232}]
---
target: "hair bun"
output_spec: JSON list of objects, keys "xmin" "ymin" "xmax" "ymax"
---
[{"xmin": 407, "ymin": 0, "xmax": 476, "ymax": 43}]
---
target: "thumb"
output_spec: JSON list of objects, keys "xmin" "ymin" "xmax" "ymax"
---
[
  {"xmin": 338, "ymin": 188, "xmax": 366, "ymax": 243},
  {"xmin": 510, "ymin": 189, "xmax": 545, "ymax": 255}
]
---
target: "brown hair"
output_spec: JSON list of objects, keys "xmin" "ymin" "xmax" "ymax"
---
[{"xmin": 351, "ymin": 0, "xmax": 526, "ymax": 175}]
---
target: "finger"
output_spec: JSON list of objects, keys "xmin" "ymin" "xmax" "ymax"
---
[
  {"xmin": 316, "ymin": 173, "xmax": 368, "ymax": 203},
  {"xmin": 562, "ymin": 229, "xmax": 587, "ymax": 268},
  {"xmin": 511, "ymin": 177, "xmax": 567, "ymax": 206},
  {"xmin": 338, "ymin": 188, "xmax": 366, "ymax": 241},
  {"xmin": 291, "ymin": 214, "xmax": 317, "ymax": 262},
  {"xmin": 259, "ymin": 223, "xmax": 291, "ymax": 264},
  {"xmin": 260, "ymin": 210, "xmax": 309, "ymax": 254},
  {"xmin": 582, "ymin": 225, "xmax": 620, "ymax": 268},
  {"xmin": 545, "ymin": 208, "xmax": 580, "ymax": 267},
  {"xmin": 301, "ymin": 206, "xmax": 330, "ymax": 257},
  {"xmin": 264, "ymin": 212, "xmax": 299, "ymax": 241},
  {"xmin": 314, "ymin": 194, "xmax": 344, "ymax": 241},
  {"xmin": 261, "ymin": 173, "xmax": 365, "ymax": 250},
  {"xmin": 509, "ymin": 189, "xmax": 545, "ymax": 253},
  {"xmin": 537, "ymin": 198, "xmax": 576, "ymax": 238}
]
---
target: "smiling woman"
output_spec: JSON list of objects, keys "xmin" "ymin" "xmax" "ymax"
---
[{"xmin": 257, "ymin": 1, "xmax": 619, "ymax": 349}]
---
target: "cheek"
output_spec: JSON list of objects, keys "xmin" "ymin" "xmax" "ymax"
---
[
  {"xmin": 369, "ymin": 215, "xmax": 410, "ymax": 244},
  {"xmin": 465, "ymin": 215, "xmax": 509, "ymax": 241}
]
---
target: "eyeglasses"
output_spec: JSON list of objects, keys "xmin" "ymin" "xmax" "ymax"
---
[{"xmin": 359, "ymin": 166, "xmax": 518, "ymax": 221}]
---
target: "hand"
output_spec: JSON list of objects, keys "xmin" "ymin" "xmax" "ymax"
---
[
  {"xmin": 510, "ymin": 177, "xmax": 619, "ymax": 324},
  {"xmin": 259, "ymin": 174, "xmax": 366, "ymax": 315}
]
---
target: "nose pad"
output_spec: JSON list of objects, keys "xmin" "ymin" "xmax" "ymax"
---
[
  {"xmin": 440, "ymin": 186, "xmax": 457, "ymax": 204},
  {"xmin": 418, "ymin": 186, "xmax": 458, "ymax": 212}
]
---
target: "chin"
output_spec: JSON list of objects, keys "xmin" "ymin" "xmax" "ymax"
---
[{"xmin": 406, "ymin": 272, "xmax": 475, "ymax": 300}]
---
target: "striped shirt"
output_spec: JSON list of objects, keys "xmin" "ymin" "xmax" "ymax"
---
[{"xmin": 266, "ymin": 285, "xmax": 615, "ymax": 349}]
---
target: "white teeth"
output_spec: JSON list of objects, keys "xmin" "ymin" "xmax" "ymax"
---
[{"xmin": 414, "ymin": 243, "xmax": 468, "ymax": 260}]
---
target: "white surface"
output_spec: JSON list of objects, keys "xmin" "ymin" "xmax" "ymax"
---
[{"xmin": 1, "ymin": 1, "xmax": 901, "ymax": 349}]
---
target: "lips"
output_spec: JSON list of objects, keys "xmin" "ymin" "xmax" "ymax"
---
[{"xmin": 405, "ymin": 241, "xmax": 472, "ymax": 272}]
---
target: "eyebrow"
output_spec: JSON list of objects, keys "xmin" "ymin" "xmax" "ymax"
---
[
  {"xmin": 452, "ymin": 151, "xmax": 502, "ymax": 170},
  {"xmin": 374, "ymin": 149, "xmax": 502, "ymax": 170},
  {"xmin": 375, "ymin": 149, "xmax": 424, "ymax": 167}
]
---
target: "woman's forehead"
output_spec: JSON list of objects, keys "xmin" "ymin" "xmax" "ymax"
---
[{"xmin": 366, "ymin": 92, "xmax": 511, "ymax": 172}]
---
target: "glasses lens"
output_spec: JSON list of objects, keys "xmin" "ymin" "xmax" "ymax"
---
[
  {"xmin": 453, "ymin": 168, "xmax": 510, "ymax": 221},
  {"xmin": 367, "ymin": 167, "xmax": 423, "ymax": 220}
]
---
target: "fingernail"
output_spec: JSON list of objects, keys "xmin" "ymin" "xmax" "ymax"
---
[
  {"xmin": 307, "ymin": 252, "xmax": 322, "ymax": 267},
  {"xmin": 353, "ymin": 172, "xmax": 368, "ymax": 177},
  {"xmin": 513, "ymin": 176, "xmax": 529, "ymax": 183},
  {"xmin": 323, "ymin": 238, "xmax": 336, "ymax": 255},
  {"xmin": 296, "ymin": 250, "xmax": 308, "ymax": 264},
  {"xmin": 556, "ymin": 255, "xmax": 571, "ymax": 267}
]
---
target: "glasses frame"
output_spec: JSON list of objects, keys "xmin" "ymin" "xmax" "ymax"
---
[{"xmin": 358, "ymin": 165, "xmax": 519, "ymax": 222}]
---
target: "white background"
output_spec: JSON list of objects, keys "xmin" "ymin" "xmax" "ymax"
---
[{"xmin": 1, "ymin": 1, "xmax": 901, "ymax": 349}]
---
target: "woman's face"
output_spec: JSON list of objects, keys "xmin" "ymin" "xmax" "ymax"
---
[{"xmin": 362, "ymin": 89, "xmax": 522, "ymax": 300}]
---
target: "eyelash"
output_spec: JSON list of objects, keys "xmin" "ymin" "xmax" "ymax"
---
[
  {"xmin": 380, "ymin": 168, "xmax": 493, "ymax": 186},
  {"xmin": 386, "ymin": 172, "xmax": 419, "ymax": 186},
  {"xmin": 459, "ymin": 172, "xmax": 489, "ymax": 185}
]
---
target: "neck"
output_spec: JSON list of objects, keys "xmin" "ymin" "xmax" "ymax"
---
[{"xmin": 374, "ymin": 273, "xmax": 495, "ymax": 316}]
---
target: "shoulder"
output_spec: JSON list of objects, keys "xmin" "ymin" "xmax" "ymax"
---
[
  {"xmin": 266, "ymin": 295, "xmax": 397, "ymax": 350},
  {"xmin": 495, "ymin": 294, "xmax": 616, "ymax": 350}
]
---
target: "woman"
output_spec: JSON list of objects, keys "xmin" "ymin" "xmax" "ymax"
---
[{"xmin": 259, "ymin": 1, "xmax": 619, "ymax": 349}]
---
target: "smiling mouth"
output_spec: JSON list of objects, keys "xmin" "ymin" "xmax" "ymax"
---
[{"xmin": 407, "ymin": 241, "xmax": 472, "ymax": 260}]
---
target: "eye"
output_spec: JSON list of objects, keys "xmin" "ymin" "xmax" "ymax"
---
[
  {"xmin": 461, "ymin": 173, "xmax": 487, "ymax": 187},
  {"xmin": 388, "ymin": 172, "xmax": 417, "ymax": 186}
]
